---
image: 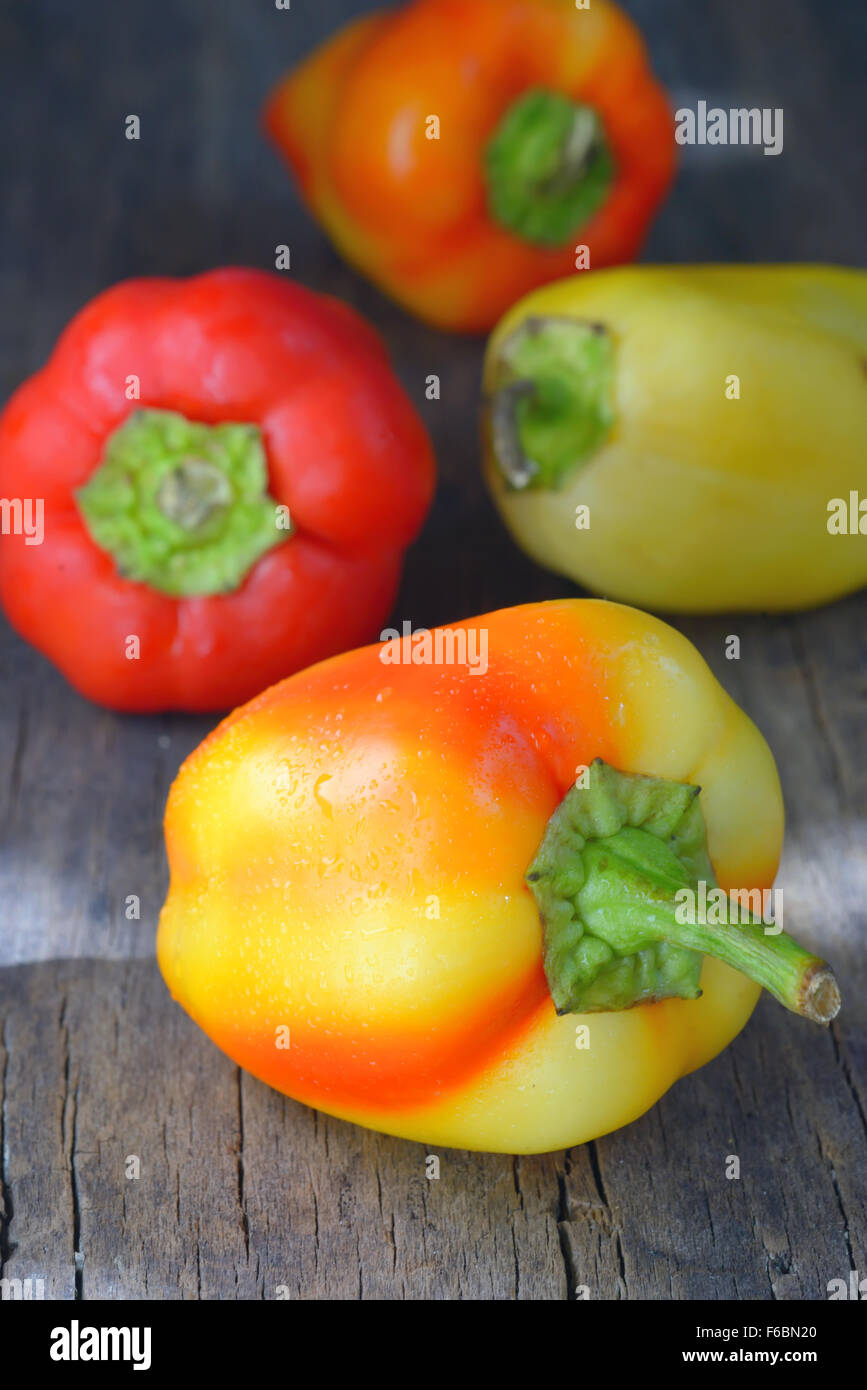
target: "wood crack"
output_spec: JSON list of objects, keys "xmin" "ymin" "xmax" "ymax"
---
[
  {"xmin": 0, "ymin": 1017, "xmax": 14, "ymax": 1275},
  {"xmin": 59, "ymin": 995, "xmax": 84, "ymax": 1300},
  {"xmin": 235, "ymin": 1069, "xmax": 251, "ymax": 1268},
  {"xmin": 587, "ymin": 1140, "xmax": 627, "ymax": 1296}
]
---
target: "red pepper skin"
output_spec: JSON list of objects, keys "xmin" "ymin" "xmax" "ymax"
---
[{"xmin": 0, "ymin": 270, "xmax": 435, "ymax": 712}]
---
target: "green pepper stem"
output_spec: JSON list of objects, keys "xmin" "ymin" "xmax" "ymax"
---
[
  {"xmin": 527, "ymin": 760, "xmax": 841, "ymax": 1023},
  {"xmin": 489, "ymin": 379, "xmax": 539, "ymax": 490},
  {"xmin": 484, "ymin": 89, "xmax": 615, "ymax": 247},
  {"xmin": 76, "ymin": 409, "xmax": 289, "ymax": 598},
  {"xmin": 655, "ymin": 899, "xmax": 839, "ymax": 1023},
  {"xmin": 486, "ymin": 316, "xmax": 615, "ymax": 491},
  {"xmin": 579, "ymin": 834, "xmax": 840, "ymax": 1022},
  {"xmin": 155, "ymin": 457, "xmax": 233, "ymax": 532}
]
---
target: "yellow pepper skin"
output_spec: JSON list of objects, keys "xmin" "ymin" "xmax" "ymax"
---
[
  {"xmin": 483, "ymin": 266, "xmax": 867, "ymax": 612},
  {"xmin": 158, "ymin": 600, "xmax": 839, "ymax": 1155}
]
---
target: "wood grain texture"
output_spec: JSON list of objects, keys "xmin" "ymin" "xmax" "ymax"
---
[{"xmin": 0, "ymin": 0, "xmax": 865, "ymax": 1299}]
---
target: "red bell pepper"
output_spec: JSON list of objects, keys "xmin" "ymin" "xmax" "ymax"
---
[{"xmin": 0, "ymin": 269, "xmax": 435, "ymax": 711}]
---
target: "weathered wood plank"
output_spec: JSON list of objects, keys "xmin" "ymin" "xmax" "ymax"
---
[{"xmin": 0, "ymin": 944, "xmax": 864, "ymax": 1300}]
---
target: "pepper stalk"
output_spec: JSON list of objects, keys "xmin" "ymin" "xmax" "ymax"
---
[
  {"xmin": 76, "ymin": 408, "xmax": 289, "ymax": 597},
  {"xmin": 484, "ymin": 90, "xmax": 616, "ymax": 248},
  {"xmin": 527, "ymin": 760, "xmax": 840, "ymax": 1024},
  {"xmin": 487, "ymin": 315, "xmax": 616, "ymax": 491}
]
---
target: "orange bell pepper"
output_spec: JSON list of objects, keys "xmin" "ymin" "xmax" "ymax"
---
[
  {"xmin": 264, "ymin": 0, "xmax": 676, "ymax": 332},
  {"xmin": 158, "ymin": 601, "xmax": 839, "ymax": 1154}
]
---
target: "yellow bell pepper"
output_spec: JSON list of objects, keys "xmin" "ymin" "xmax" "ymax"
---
[
  {"xmin": 482, "ymin": 266, "xmax": 867, "ymax": 612},
  {"xmin": 158, "ymin": 600, "xmax": 839, "ymax": 1154}
]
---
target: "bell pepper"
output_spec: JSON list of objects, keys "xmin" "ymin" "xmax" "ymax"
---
[
  {"xmin": 157, "ymin": 599, "xmax": 839, "ymax": 1155},
  {"xmin": 264, "ymin": 0, "xmax": 675, "ymax": 332},
  {"xmin": 483, "ymin": 264, "xmax": 867, "ymax": 612},
  {"xmin": 0, "ymin": 268, "xmax": 435, "ymax": 712}
]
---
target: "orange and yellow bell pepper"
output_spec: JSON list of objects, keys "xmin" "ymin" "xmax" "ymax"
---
[
  {"xmin": 264, "ymin": 0, "xmax": 675, "ymax": 332},
  {"xmin": 158, "ymin": 600, "xmax": 839, "ymax": 1154}
]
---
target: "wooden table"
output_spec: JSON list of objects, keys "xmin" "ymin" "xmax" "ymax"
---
[{"xmin": 1, "ymin": 0, "xmax": 864, "ymax": 1300}]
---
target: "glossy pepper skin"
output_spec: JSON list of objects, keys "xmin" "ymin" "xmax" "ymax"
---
[
  {"xmin": 0, "ymin": 269, "xmax": 435, "ymax": 712},
  {"xmin": 158, "ymin": 599, "xmax": 838, "ymax": 1155},
  {"xmin": 483, "ymin": 265, "xmax": 867, "ymax": 612},
  {"xmin": 264, "ymin": 0, "xmax": 675, "ymax": 332}
]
